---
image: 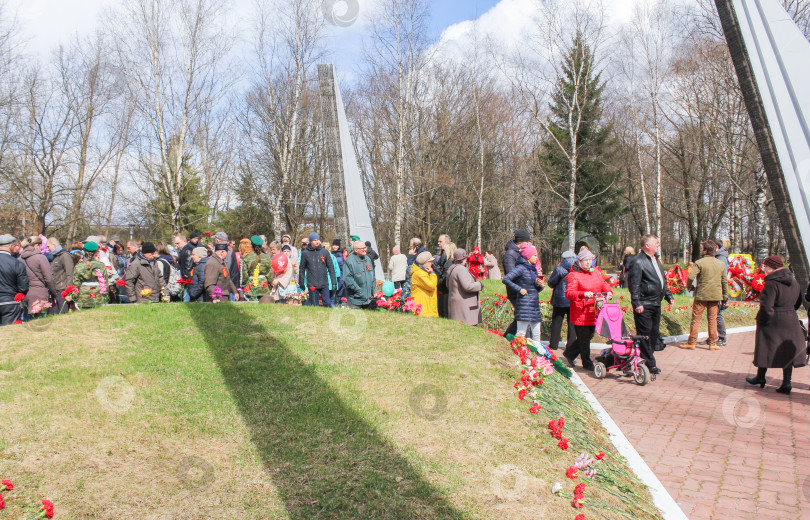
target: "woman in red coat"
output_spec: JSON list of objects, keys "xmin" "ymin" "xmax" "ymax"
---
[{"xmin": 564, "ymin": 249, "xmax": 612, "ymax": 370}]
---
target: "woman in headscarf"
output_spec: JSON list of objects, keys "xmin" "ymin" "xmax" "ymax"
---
[
  {"xmin": 746, "ymin": 255, "xmax": 807, "ymax": 394},
  {"xmin": 564, "ymin": 249, "xmax": 612, "ymax": 370}
]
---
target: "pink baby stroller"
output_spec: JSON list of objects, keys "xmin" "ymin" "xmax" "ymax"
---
[{"xmin": 592, "ymin": 294, "xmax": 652, "ymax": 385}]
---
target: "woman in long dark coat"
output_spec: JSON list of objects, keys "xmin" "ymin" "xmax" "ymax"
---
[{"xmin": 746, "ymin": 255, "xmax": 807, "ymax": 394}]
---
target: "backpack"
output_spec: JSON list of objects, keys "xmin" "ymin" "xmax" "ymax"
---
[{"xmin": 158, "ymin": 258, "xmax": 182, "ymax": 297}]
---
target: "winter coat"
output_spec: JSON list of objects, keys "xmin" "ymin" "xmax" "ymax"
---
[
  {"xmin": 343, "ymin": 253, "xmax": 376, "ymax": 306},
  {"xmin": 20, "ymin": 246, "xmax": 58, "ymax": 306},
  {"xmin": 547, "ymin": 255, "xmax": 576, "ymax": 308},
  {"xmin": 125, "ymin": 252, "xmax": 165, "ymax": 303},
  {"xmin": 410, "ymin": 263, "xmax": 438, "ymax": 318},
  {"xmin": 502, "ymin": 241, "xmax": 522, "ymax": 299},
  {"xmin": 388, "ymin": 254, "xmax": 408, "ymax": 282},
  {"xmin": 715, "ymin": 246, "xmax": 730, "ymax": 269},
  {"xmin": 72, "ymin": 259, "xmax": 110, "ymax": 308},
  {"xmin": 0, "ymin": 251, "xmax": 29, "ymax": 304},
  {"xmin": 204, "ymin": 253, "xmax": 238, "ymax": 301},
  {"xmin": 502, "ymin": 256, "xmax": 544, "ymax": 322},
  {"xmin": 298, "ymin": 244, "xmax": 336, "ymax": 290},
  {"xmin": 328, "ymin": 253, "xmax": 342, "ymax": 291},
  {"xmin": 156, "ymin": 255, "xmax": 175, "ymax": 285},
  {"xmin": 435, "ymin": 251, "xmax": 451, "ymax": 292},
  {"xmin": 178, "ymin": 242, "xmax": 195, "ymax": 279},
  {"xmin": 687, "ymin": 254, "xmax": 728, "ymax": 302},
  {"xmin": 51, "ymin": 248, "xmax": 75, "ymax": 293},
  {"xmin": 628, "ymin": 251, "xmax": 673, "ymax": 309},
  {"xmin": 566, "ymin": 264, "xmax": 612, "ymax": 327},
  {"xmin": 485, "ymin": 253, "xmax": 502, "ymax": 280},
  {"xmin": 187, "ymin": 257, "xmax": 208, "ymax": 302},
  {"xmin": 447, "ymin": 263, "xmax": 484, "ymax": 325},
  {"xmin": 754, "ymin": 268, "xmax": 807, "ymax": 368},
  {"xmin": 241, "ymin": 252, "xmax": 273, "ymax": 297}
]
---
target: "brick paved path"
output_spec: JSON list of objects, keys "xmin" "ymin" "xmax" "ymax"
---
[{"xmin": 578, "ymin": 331, "xmax": 810, "ymax": 520}]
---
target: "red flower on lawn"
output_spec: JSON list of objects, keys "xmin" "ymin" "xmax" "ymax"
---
[
  {"xmin": 13, "ymin": 320, "xmax": 22, "ymax": 325},
  {"xmin": 558, "ymin": 417, "xmax": 565, "ymax": 428},
  {"xmin": 575, "ymin": 515, "xmax": 586, "ymax": 520},
  {"xmin": 595, "ymin": 451, "xmax": 605, "ymax": 460},
  {"xmin": 115, "ymin": 279, "xmax": 126, "ymax": 286},
  {"xmin": 558, "ymin": 438, "xmax": 569, "ymax": 450},
  {"xmin": 518, "ymin": 389, "xmax": 526, "ymax": 401},
  {"xmin": 14, "ymin": 293, "xmax": 24, "ymax": 302},
  {"xmin": 1, "ymin": 480, "xmax": 12, "ymax": 490},
  {"xmin": 0, "ymin": 494, "xmax": 4, "ymax": 509},
  {"xmin": 566, "ymin": 466, "xmax": 579, "ymax": 479},
  {"xmin": 573, "ymin": 497, "xmax": 585, "ymax": 508},
  {"xmin": 574, "ymin": 483, "xmax": 586, "ymax": 496},
  {"xmin": 42, "ymin": 499, "xmax": 54, "ymax": 518},
  {"xmin": 529, "ymin": 403, "xmax": 541, "ymax": 414}
]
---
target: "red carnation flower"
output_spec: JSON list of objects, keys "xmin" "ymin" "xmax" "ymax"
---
[
  {"xmin": 341, "ymin": 297, "xmax": 347, "ymax": 302},
  {"xmin": 1, "ymin": 479, "xmax": 11, "ymax": 490},
  {"xmin": 42, "ymin": 499, "xmax": 54, "ymax": 518},
  {"xmin": 0, "ymin": 494, "xmax": 4, "ymax": 509},
  {"xmin": 559, "ymin": 438, "xmax": 569, "ymax": 450},
  {"xmin": 573, "ymin": 498, "xmax": 585, "ymax": 509},
  {"xmin": 566, "ymin": 467, "xmax": 579, "ymax": 479},
  {"xmin": 548, "ymin": 419, "xmax": 558, "ymax": 430},
  {"xmin": 518, "ymin": 389, "xmax": 526, "ymax": 401},
  {"xmin": 595, "ymin": 451, "xmax": 605, "ymax": 460},
  {"xmin": 574, "ymin": 483, "xmax": 585, "ymax": 496},
  {"xmin": 261, "ymin": 281, "xmax": 268, "ymax": 287},
  {"xmin": 558, "ymin": 417, "xmax": 565, "ymax": 428},
  {"xmin": 552, "ymin": 429, "xmax": 562, "ymax": 439},
  {"xmin": 529, "ymin": 403, "xmax": 541, "ymax": 414},
  {"xmin": 310, "ymin": 286, "xmax": 316, "ymax": 291},
  {"xmin": 14, "ymin": 293, "xmax": 24, "ymax": 302},
  {"xmin": 89, "ymin": 292, "xmax": 97, "ymax": 299},
  {"xmin": 116, "ymin": 279, "xmax": 126, "ymax": 286},
  {"xmin": 576, "ymin": 515, "xmax": 586, "ymax": 520}
]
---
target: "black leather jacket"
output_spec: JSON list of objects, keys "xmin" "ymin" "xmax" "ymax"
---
[
  {"xmin": 628, "ymin": 251, "xmax": 674, "ymax": 309},
  {"xmin": 0, "ymin": 251, "xmax": 30, "ymax": 303},
  {"xmin": 178, "ymin": 242, "xmax": 195, "ymax": 279}
]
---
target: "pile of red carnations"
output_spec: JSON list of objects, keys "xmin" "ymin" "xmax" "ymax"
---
[{"xmin": 0, "ymin": 478, "xmax": 54, "ymax": 518}]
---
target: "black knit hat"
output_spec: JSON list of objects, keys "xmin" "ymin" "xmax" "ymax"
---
[
  {"xmin": 514, "ymin": 230, "xmax": 531, "ymax": 243},
  {"xmin": 141, "ymin": 242, "xmax": 156, "ymax": 254}
]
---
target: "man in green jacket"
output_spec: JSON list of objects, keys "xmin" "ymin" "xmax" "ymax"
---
[
  {"xmin": 342, "ymin": 241, "xmax": 376, "ymax": 309},
  {"xmin": 682, "ymin": 240, "xmax": 729, "ymax": 350}
]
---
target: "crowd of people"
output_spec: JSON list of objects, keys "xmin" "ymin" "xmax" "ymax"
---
[{"xmin": 1, "ymin": 228, "xmax": 806, "ymax": 393}]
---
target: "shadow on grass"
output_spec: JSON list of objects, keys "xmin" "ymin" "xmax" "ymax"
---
[{"xmin": 187, "ymin": 303, "xmax": 471, "ymax": 520}]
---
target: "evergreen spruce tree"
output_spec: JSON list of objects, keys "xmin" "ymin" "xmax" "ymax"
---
[{"xmin": 539, "ymin": 33, "xmax": 626, "ymax": 247}]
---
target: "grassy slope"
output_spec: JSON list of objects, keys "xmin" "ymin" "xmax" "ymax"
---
[
  {"xmin": 480, "ymin": 280, "xmax": 763, "ymax": 340},
  {"xmin": 0, "ymin": 304, "xmax": 659, "ymax": 519}
]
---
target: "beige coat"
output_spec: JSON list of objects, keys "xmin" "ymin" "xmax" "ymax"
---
[
  {"xmin": 125, "ymin": 253, "xmax": 165, "ymax": 303},
  {"xmin": 204, "ymin": 254, "xmax": 238, "ymax": 301},
  {"xmin": 687, "ymin": 255, "xmax": 728, "ymax": 302},
  {"xmin": 446, "ymin": 263, "xmax": 484, "ymax": 325}
]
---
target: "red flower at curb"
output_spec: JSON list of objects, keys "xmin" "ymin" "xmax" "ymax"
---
[
  {"xmin": 42, "ymin": 499, "xmax": 54, "ymax": 518},
  {"xmin": 558, "ymin": 438, "xmax": 569, "ymax": 450},
  {"xmin": 14, "ymin": 293, "xmax": 24, "ymax": 302},
  {"xmin": 1, "ymin": 480, "xmax": 12, "ymax": 490},
  {"xmin": 529, "ymin": 403, "xmax": 541, "ymax": 414},
  {"xmin": 566, "ymin": 466, "xmax": 579, "ymax": 479}
]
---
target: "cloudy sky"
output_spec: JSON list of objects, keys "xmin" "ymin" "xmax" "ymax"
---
[{"xmin": 6, "ymin": 0, "xmax": 679, "ymax": 84}]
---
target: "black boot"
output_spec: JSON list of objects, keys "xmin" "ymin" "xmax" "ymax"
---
[
  {"xmin": 745, "ymin": 367, "xmax": 767, "ymax": 388},
  {"xmin": 776, "ymin": 366, "xmax": 792, "ymax": 395}
]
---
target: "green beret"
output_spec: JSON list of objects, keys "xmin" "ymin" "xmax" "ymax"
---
[
  {"xmin": 250, "ymin": 235, "xmax": 264, "ymax": 246},
  {"xmin": 84, "ymin": 241, "xmax": 99, "ymax": 252},
  {"xmin": 350, "ymin": 235, "xmax": 360, "ymax": 242}
]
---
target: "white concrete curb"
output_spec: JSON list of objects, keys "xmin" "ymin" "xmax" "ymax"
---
[
  {"xmin": 540, "ymin": 324, "xmax": 758, "ymax": 351},
  {"xmin": 568, "ymin": 370, "xmax": 690, "ymax": 520}
]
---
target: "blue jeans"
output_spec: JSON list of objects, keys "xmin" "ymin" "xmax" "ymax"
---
[
  {"xmin": 307, "ymin": 287, "xmax": 333, "ymax": 307},
  {"xmin": 183, "ymin": 291, "xmax": 191, "ymax": 302}
]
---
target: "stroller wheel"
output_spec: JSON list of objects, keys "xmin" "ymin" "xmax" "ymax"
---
[
  {"xmin": 594, "ymin": 362, "xmax": 606, "ymax": 379},
  {"xmin": 634, "ymin": 364, "xmax": 650, "ymax": 386}
]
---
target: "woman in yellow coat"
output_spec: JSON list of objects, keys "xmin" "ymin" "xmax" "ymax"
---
[{"xmin": 410, "ymin": 251, "xmax": 439, "ymax": 317}]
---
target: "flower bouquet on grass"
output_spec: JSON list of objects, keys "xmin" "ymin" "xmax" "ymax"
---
[
  {"xmin": 27, "ymin": 300, "xmax": 52, "ymax": 316},
  {"xmin": 211, "ymin": 285, "xmax": 223, "ymax": 303},
  {"xmin": 373, "ymin": 288, "xmax": 422, "ymax": 315},
  {"xmin": 284, "ymin": 290, "xmax": 307, "ymax": 305},
  {"xmin": 0, "ymin": 478, "xmax": 54, "ymax": 518}
]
